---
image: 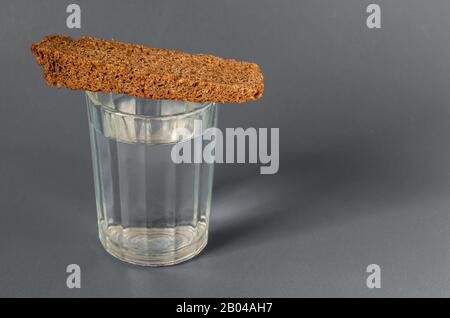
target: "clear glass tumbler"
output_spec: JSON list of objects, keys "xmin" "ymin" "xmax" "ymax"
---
[{"xmin": 85, "ymin": 91, "xmax": 218, "ymax": 266}]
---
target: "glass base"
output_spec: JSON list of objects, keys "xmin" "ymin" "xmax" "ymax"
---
[{"xmin": 98, "ymin": 221, "xmax": 208, "ymax": 266}]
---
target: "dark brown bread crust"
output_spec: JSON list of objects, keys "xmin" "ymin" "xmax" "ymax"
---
[{"xmin": 31, "ymin": 35, "xmax": 264, "ymax": 103}]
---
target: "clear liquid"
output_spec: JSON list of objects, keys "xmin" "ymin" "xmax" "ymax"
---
[{"xmin": 89, "ymin": 123, "xmax": 214, "ymax": 266}]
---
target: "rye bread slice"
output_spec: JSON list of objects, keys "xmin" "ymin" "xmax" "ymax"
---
[{"xmin": 31, "ymin": 35, "xmax": 264, "ymax": 103}]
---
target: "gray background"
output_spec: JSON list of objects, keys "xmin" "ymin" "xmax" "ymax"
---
[{"xmin": 1, "ymin": 0, "xmax": 450, "ymax": 297}]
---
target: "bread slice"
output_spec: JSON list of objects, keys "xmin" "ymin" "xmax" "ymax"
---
[{"xmin": 31, "ymin": 35, "xmax": 264, "ymax": 103}]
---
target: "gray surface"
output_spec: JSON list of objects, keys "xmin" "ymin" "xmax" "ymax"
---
[{"xmin": 2, "ymin": 0, "xmax": 450, "ymax": 297}]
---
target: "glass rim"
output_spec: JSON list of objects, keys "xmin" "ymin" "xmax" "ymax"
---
[{"xmin": 85, "ymin": 90, "xmax": 216, "ymax": 120}]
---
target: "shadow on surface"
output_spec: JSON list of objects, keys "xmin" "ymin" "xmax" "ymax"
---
[{"xmin": 206, "ymin": 136, "xmax": 450, "ymax": 255}]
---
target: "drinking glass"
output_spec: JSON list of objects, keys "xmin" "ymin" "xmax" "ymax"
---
[{"xmin": 85, "ymin": 91, "xmax": 218, "ymax": 266}]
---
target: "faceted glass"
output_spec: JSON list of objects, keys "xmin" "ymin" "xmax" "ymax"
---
[{"xmin": 86, "ymin": 91, "xmax": 218, "ymax": 266}]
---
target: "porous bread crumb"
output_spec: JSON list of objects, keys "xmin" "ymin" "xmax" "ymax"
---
[{"xmin": 31, "ymin": 35, "xmax": 264, "ymax": 103}]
